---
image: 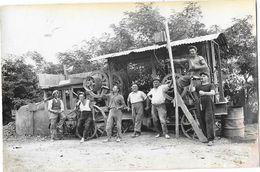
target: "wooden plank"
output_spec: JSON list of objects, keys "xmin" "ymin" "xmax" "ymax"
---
[
  {"xmin": 68, "ymin": 72, "xmax": 92, "ymax": 79},
  {"xmin": 165, "ymin": 21, "xmax": 179, "ymax": 138},
  {"xmin": 177, "ymin": 93, "xmax": 208, "ymax": 142}
]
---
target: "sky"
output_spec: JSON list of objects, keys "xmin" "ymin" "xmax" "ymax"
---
[{"xmin": 0, "ymin": 0, "xmax": 257, "ymax": 64}]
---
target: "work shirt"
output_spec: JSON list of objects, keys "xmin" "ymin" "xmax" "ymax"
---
[
  {"xmin": 195, "ymin": 83, "xmax": 215, "ymax": 99},
  {"xmin": 48, "ymin": 98, "xmax": 64, "ymax": 112},
  {"xmin": 188, "ymin": 55, "xmax": 210, "ymax": 76},
  {"xmin": 127, "ymin": 91, "xmax": 147, "ymax": 104},
  {"xmin": 147, "ymin": 84, "xmax": 169, "ymax": 105},
  {"xmin": 105, "ymin": 93, "xmax": 126, "ymax": 109},
  {"xmin": 77, "ymin": 99, "xmax": 92, "ymax": 112}
]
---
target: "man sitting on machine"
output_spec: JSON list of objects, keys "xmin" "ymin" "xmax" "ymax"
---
[{"xmin": 173, "ymin": 45, "xmax": 210, "ymax": 91}]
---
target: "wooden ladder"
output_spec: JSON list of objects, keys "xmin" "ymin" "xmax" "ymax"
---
[{"xmin": 175, "ymin": 92, "xmax": 208, "ymax": 142}]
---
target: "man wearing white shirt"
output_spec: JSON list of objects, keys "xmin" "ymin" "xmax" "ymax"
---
[
  {"xmin": 75, "ymin": 92, "xmax": 94, "ymax": 143},
  {"xmin": 127, "ymin": 84, "xmax": 148, "ymax": 138},
  {"xmin": 147, "ymin": 77, "xmax": 171, "ymax": 139},
  {"xmin": 48, "ymin": 90, "xmax": 66, "ymax": 141}
]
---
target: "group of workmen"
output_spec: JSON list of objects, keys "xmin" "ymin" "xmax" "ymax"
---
[{"xmin": 47, "ymin": 45, "xmax": 216, "ymax": 146}]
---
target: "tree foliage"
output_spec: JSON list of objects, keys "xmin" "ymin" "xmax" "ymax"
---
[
  {"xmin": 25, "ymin": 51, "xmax": 63, "ymax": 74},
  {"xmin": 222, "ymin": 15, "xmax": 257, "ymax": 114},
  {"xmin": 168, "ymin": 2, "xmax": 208, "ymax": 40},
  {"xmin": 2, "ymin": 57, "xmax": 43, "ymax": 123}
]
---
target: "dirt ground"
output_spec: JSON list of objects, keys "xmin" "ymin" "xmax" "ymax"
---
[{"xmin": 3, "ymin": 124, "xmax": 259, "ymax": 172}]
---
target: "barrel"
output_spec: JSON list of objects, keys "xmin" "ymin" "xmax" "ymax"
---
[{"xmin": 223, "ymin": 106, "xmax": 245, "ymax": 138}]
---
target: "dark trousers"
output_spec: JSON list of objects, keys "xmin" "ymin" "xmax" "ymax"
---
[
  {"xmin": 197, "ymin": 96, "xmax": 215, "ymax": 141},
  {"xmin": 77, "ymin": 111, "xmax": 93, "ymax": 139}
]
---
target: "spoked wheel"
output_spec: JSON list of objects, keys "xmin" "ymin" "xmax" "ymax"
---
[
  {"xmin": 63, "ymin": 110, "xmax": 78, "ymax": 137},
  {"xmin": 121, "ymin": 120, "xmax": 134, "ymax": 133},
  {"xmin": 161, "ymin": 73, "xmax": 182, "ymax": 85},
  {"xmin": 93, "ymin": 105, "xmax": 107, "ymax": 137},
  {"xmin": 180, "ymin": 107, "xmax": 200, "ymax": 140},
  {"xmin": 91, "ymin": 71, "xmax": 110, "ymax": 88}
]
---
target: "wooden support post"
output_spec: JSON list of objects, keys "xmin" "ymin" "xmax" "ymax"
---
[
  {"xmin": 70, "ymin": 88, "xmax": 74, "ymax": 109},
  {"xmin": 62, "ymin": 90, "xmax": 67, "ymax": 110},
  {"xmin": 216, "ymin": 44, "xmax": 225, "ymax": 102},
  {"xmin": 164, "ymin": 21, "xmax": 179, "ymax": 138},
  {"xmin": 107, "ymin": 60, "xmax": 113, "ymax": 89},
  {"xmin": 210, "ymin": 41, "xmax": 218, "ymax": 91}
]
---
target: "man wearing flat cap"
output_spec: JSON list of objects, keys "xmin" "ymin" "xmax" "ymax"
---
[
  {"xmin": 48, "ymin": 90, "xmax": 66, "ymax": 141},
  {"xmin": 174, "ymin": 45, "xmax": 210, "ymax": 88},
  {"xmin": 147, "ymin": 77, "xmax": 172, "ymax": 139}
]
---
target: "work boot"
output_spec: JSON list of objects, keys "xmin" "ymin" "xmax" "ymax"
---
[
  {"xmin": 103, "ymin": 138, "xmax": 111, "ymax": 143},
  {"xmin": 131, "ymin": 132, "xmax": 137, "ymax": 138},
  {"xmin": 155, "ymin": 133, "xmax": 162, "ymax": 138},
  {"xmin": 207, "ymin": 141, "xmax": 213, "ymax": 146},
  {"xmin": 80, "ymin": 138, "xmax": 84, "ymax": 143},
  {"xmin": 135, "ymin": 132, "xmax": 141, "ymax": 137},
  {"xmin": 165, "ymin": 134, "xmax": 170, "ymax": 139}
]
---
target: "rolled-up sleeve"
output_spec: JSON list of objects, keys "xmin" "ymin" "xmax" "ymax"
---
[
  {"xmin": 161, "ymin": 84, "xmax": 169, "ymax": 92},
  {"xmin": 48, "ymin": 100, "xmax": 52, "ymax": 111},
  {"xmin": 60, "ymin": 100, "xmax": 64, "ymax": 112}
]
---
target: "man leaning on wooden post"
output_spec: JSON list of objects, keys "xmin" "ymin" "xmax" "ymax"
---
[{"xmin": 147, "ymin": 76, "xmax": 172, "ymax": 139}]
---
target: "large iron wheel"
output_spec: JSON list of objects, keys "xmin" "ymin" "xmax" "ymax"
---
[
  {"xmin": 91, "ymin": 71, "xmax": 110, "ymax": 88},
  {"xmin": 180, "ymin": 107, "xmax": 199, "ymax": 140}
]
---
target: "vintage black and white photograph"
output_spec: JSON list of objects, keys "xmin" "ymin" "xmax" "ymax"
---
[{"xmin": 1, "ymin": 0, "xmax": 259, "ymax": 171}]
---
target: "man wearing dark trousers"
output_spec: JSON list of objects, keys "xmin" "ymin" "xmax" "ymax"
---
[{"xmin": 75, "ymin": 92, "xmax": 94, "ymax": 143}]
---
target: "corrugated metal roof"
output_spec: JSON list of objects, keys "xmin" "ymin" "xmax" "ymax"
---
[{"xmin": 90, "ymin": 33, "xmax": 227, "ymax": 61}]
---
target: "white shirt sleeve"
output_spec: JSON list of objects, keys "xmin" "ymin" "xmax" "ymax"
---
[
  {"xmin": 161, "ymin": 84, "xmax": 169, "ymax": 92},
  {"xmin": 48, "ymin": 99, "xmax": 52, "ymax": 111},
  {"xmin": 60, "ymin": 100, "xmax": 64, "ymax": 112}
]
